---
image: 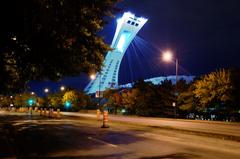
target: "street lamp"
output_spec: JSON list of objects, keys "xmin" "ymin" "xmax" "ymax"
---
[
  {"xmin": 162, "ymin": 50, "xmax": 179, "ymax": 87},
  {"xmin": 162, "ymin": 50, "xmax": 179, "ymax": 118},
  {"xmin": 31, "ymin": 92, "xmax": 35, "ymax": 95},
  {"xmin": 44, "ymin": 88, "xmax": 49, "ymax": 93},
  {"xmin": 60, "ymin": 86, "xmax": 65, "ymax": 91},
  {"xmin": 90, "ymin": 72, "xmax": 102, "ymax": 121},
  {"xmin": 89, "ymin": 73, "xmax": 101, "ymax": 105},
  {"xmin": 90, "ymin": 74, "xmax": 96, "ymax": 80}
]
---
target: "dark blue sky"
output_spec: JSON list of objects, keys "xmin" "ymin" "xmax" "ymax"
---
[{"xmin": 29, "ymin": 0, "xmax": 240, "ymax": 95}]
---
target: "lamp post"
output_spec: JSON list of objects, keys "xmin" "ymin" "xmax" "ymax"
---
[
  {"xmin": 60, "ymin": 86, "xmax": 65, "ymax": 91},
  {"xmin": 44, "ymin": 88, "xmax": 49, "ymax": 94},
  {"xmin": 162, "ymin": 50, "xmax": 179, "ymax": 86},
  {"xmin": 90, "ymin": 73, "xmax": 100, "ymax": 120},
  {"xmin": 162, "ymin": 50, "xmax": 179, "ymax": 118},
  {"xmin": 98, "ymin": 72, "xmax": 101, "ymax": 109},
  {"xmin": 44, "ymin": 88, "xmax": 49, "ymax": 108},
  {"xmin": 90, "ymin": 73, "xmax": 101, "ymax": 109}
]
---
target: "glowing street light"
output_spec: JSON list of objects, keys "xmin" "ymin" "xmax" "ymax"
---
[
  {"xmin": 90, "ymin": 74, "xmax": 96, "ymax": 80},
  {"xmin": 12, "ymin": 36, "xmax": 17, "ymax": 41},
  {"xmin": 162, "ymin": 50, "xmax": 179, "ymax": 84},
  {"xmin": 89, "ymin": 72, "xmax": 101, "ymax": 110},
  {"xmin": 44, "ymin": 88, "xmax": 49, "ymax": 93},
  {"xmin": 31, "ymin": 92, "xmax": 35, "ymax": 95},
  {"xmin": 162, "ymin": 50, "xmax": 179, "ymax": 118},
  {"xmin": 162, "ymin": 50, "xmax": 173, "ymax": 62},
  {"xmin": 65, "ymin": 100, "xmax": 71, "ymax": 111},
  {"xmin": 28, "ymin": 99, "xmax": 34, "ymax": 106},
  {"xmin": 60, "ymin": 86, "xmax": 65, "ymax": 91}
]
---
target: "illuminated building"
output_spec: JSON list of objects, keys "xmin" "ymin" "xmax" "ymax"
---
[{"xmin": 85, "ymin": 12, "xmax": 148, "ymax": 94}]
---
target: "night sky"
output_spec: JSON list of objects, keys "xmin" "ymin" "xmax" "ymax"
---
[{"xmin": 29, "ymin": 0, "xmax": 240, "ymax": 95}]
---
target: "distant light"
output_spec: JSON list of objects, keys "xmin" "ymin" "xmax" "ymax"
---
[
  {"xmin": 90, "ymin": 74, "xmax": 96, "ymax": 80},
  {"xmin": 65, "ymin": 101, "xmax": 71, "ymax": 108},
  {"xmin": 31, "ymin": 92, "xmax": 35, "ymax": 95},
  {"xmin": 162, "ymin": 50, "xmax": 173, "ymax": 62},
  {"xmin": 10, "ymin": 104, "xmax": 14, "ymax": 107},
  {"xmin": 12, "ymin": 36, "xmax": 17, "ymax": 41},
  {"xmin": 172, "ymin": 102, "xmax": 176, "ymax": 107},
  {"xmin": 121, "ymin": 109, "xmax": 126, "ymax": 113},
  {"xmin": 10, "ymin": 96, "xmax": 13, "ymax": 99},
  {"xmin": 44, "ymin": 88, "xmax": 49, "ymax": 93},
  {"xmin": 28, "ymin": 99, "xmax": 34, "ymax": 106},
  {"xmin": 60, "ymin": 86, "xmax": 65, "ymax": 91}
]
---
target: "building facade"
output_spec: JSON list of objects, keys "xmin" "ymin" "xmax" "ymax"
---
[{"xmin": 85, "ymin": 12, "xmax": 148, "ymax": 94}]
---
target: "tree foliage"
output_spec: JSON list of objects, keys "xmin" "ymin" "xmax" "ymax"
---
[
  {"xmin": 194, "ymin": 69, "xmax": 233, "ymax": 107},
  {"xmin": 48, "ymin": 93, "xmax": 63, "ymax": 108},
  {"xmin": 14, "ymin": 93, "xmax": 37, "ymax": 107},
  {"xmin": 120, "ymin": 80, "xmax": 176, "ymax": 116},
  {"xmin": 0, "ymin": 0, "xmax": 119, "ymax": 93},
  {"xmin": 62, "ymin": 90, "xmax": 78, "ymax": 106},
  {"xmin": 104, "ymin": 89, "xmax": 122, "ymax": 114},
  {"xmin": 0, "ymin": 96, "xmax": 12, "ymax": 107},
  {"xmin": 62, "ymin": 90, "xmax": 90, "ymax": 110}
]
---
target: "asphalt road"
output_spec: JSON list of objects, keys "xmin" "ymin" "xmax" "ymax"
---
[
  {"xmin": 0, "ymin": 111, "xmax": 240, "ymax": 159},
  {"xmin": 62, "ymin": 112, "xmax": 240, "ymax": 138}
]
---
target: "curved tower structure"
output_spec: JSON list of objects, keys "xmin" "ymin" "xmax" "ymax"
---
[{"xmin": 85, "ymin": 12, "xmax": 148, "ymax": 94}]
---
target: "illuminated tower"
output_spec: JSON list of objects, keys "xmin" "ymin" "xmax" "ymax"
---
[{"xmin": 85, "ymin": 12, "xmax": 148, "ymax": 94}]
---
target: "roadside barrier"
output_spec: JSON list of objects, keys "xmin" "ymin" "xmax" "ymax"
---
[
  {"xmin": 29, "ymin": 107, "xmax": 33, "ymax": 114},
  {"xmin": 101, "ymin": 110, "xmax": 109, "ymax": 128},
  {"xmin": 57, "ymin": 109, "xmax": 61, "ymax": 118},
  {"xmin": 46, "ymin": 110, "xmax": 50, "ymax": 117},
  {"xmin": 15, "ymin": 106, "xmax": 61, "ymax": 119},
  {"xmin": 40, "ymin": 108, "xmax": 43, "ymax": 116},
  {"xmin": 50, "ymin": 108, "xmax": 54, "ymax": 118},
  {"xmin": 96, "ymin": 109, "xmax": 101, "ymax": 120},
  {"xmin": 43, "ymin": 108, "xmax": 47, "ymax": 116}
]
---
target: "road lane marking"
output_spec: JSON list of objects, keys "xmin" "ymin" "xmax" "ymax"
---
[{"xmin": 87, "ymin": 136, "xmax": 118, "ymax": 148}]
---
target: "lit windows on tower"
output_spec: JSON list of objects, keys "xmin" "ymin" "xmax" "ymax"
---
[{"xmin": 117, "ymin": 31, "xmax": 131, "ymax": 52}]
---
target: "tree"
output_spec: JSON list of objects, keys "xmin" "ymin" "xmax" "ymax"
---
[
  {"xmin": 13, "ymin": 93, "xmax": 37, "ymax": 107},
  {"xmin": 63, "ymin": 90, "xmax": 78, "ymax": 105},
  {"xmin": 122, "ymin": 88, "xmax": 140, "ymax": 114},
  {"xmin": 229, "ymin": 69, "xmax": 240, "ymax": 111},
  {"xmin": 194, "ymin": 69, "xmax": 233, "ymax": 108},
  {"xmin": 177, "ymin": 83, "xmax": 201, "ymax": 118},
  {"xmin": 0, "ymin": 95, "xmax": 11, "ymax": 107},
  {"xmin": 0, "ymin": 0, "xmax": 119, "ymax": 93},
  {"xmin": 63, "ymin": 90, "xmax": 89, "ymax": 111},
  {"xmin": 37, "ymin": 97, "xmax": 46, "ymax": 107},
  {"xmin": 121, "ymin": 80, "xmax": 176, "ymax": 117},
  {"xmin": 104, "ymin": 89, "xmax": 122, "ymax": 114},
  {"xmin": 77, "ymin": 91, "xmax": 91, "ymax": 109},
  {"xmin": 13, "ymin": 94, "xmax": 25, "ymax": 108},
  {"xmin": 48, "ymin": 93, "xmax": 63, "ymax": 108}
]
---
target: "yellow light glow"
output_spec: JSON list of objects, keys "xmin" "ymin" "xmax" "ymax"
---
[
  {"xmin": 162, "ymin": 50, "xmax": 173, "ymax": 62},
  {"xmin": 60, "ymin": 86, "xmax": 65, "ymax": 91},
  {"xmin": 90, "ymin": 74, "xmax": 96, "ymax": 80},
  {"xmin": 44, "ymin": 88, "xmax": 49, "ymax": 93}
]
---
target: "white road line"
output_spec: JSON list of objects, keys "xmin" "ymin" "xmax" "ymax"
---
[{"xmin": 87, "ymin": 136, "xmax": 118, "ymax": 148}]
